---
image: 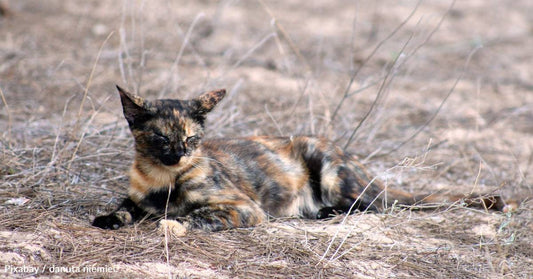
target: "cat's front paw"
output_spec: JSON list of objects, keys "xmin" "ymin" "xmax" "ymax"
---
[
  {"xmin": 158, "ymin": 219, "xmax": 188, "ymax": 237},
  {"xmin": 92, "ymin": 214, "xmax": 125, "ymax": 230}
]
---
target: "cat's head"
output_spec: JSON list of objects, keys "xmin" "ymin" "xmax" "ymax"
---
[{"xmin": 116, "ymin": 85, "xmax": 226, "ymax": 166}]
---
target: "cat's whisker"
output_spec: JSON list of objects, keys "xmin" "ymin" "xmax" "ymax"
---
[{"xmin": 187, "ymin": 155, "xmax": 226, "ymax": 167}]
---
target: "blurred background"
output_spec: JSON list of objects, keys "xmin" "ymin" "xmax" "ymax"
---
[{"xmin": 0, "ymin": 0, "xmax": 532, "ymax": 277}]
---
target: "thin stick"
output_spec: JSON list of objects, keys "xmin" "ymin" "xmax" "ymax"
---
[
  {"xmin": 75, "ymin": 31, "xmax": 115, "ymax": 132},
  {"xmin": 163, "ymin": 182, "xmax": 172, "ymax": 279},
  {"xmin": 343, "ymin": 35, "xmax": 413, "ymax": 150},
  {"xmin": 50, "ymin": 95, "xmax": 76, "ymax": 167},
  {"xmin": 346, "ymin": 1, "xmax": 456, "ymax": 149},
  {"xmin": 471, "ymin": 160, "xmax": 483, "ymax": 195},
  {"xmin": 229, "ymin": 32, "xmax": 276, "ymax": 72},
  {"xmin": 265, "ymin": 104, "xmax": 284, "ymax": 136},
  {"xmin": 67, "ymin": 95, "xmax": 112, "ymax": 172},
  {"xmin": 403, "ymin": 0, "xmax": 456, "ymax": 65},
  {"xmin": 137, "ymin": 0, "xmax": 147, "ymax": 94},
  {"xmin": 348, "ymin": 3, "xmax": 358, "ymax": 74},
  {"xmin": 288, "ymin": 78, "xmax": 310, "ymax": 116},
  {"xmin": 318, "ymin": 176, "xmax": 383, "ymax": 263},
  {"xmin": 379, "ymin": 46, "xmax": 482, "ymax": 157},
  {"xmin": 214, "ymin": 32, "xmax": 276, "ymax": 82},
  {"xmin": 0, "ymin": 86, "xmax": 12, "ymax": 142},
  {"xmin": 257, "ymin": 0, "xmax": 311, "ymax": 72},
  {"xmin": 161, "ymin": 12, "xmax": 205, "ymax": 98},
  {"xmin": 174, "ymin": 13, "xmax": 205, "ymax": 73},
  {"xmin": 330, "ymin": 0, "xmax": 422, "ymax": 124}
]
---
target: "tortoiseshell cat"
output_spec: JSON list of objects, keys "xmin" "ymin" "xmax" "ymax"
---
[{"xmin": 92, "ymin": 86, "xmax": 511, "ymax": 233}]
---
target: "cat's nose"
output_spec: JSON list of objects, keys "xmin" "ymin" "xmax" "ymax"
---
[{"xmin": 160, "ymin": 153, "xmax": 181, "ymax": 166}]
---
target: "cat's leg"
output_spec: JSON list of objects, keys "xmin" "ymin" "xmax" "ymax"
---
[
  {"xmin": 312, "ymin": 149, "xmax": 402, "ymax": 217},
  {"xmin": 187, "ymin": 203, "xmax": 266, "ymax": 231},
  {"xmin": 296, "ymin": 137, "xmax": 384, "ymax": 217},
  {"xmin": 92, "ymin": 197, "xmax": 148, "ymax": 229},
  {"xmin": 158, "ymin": 202, "xmax": 266, "ymax": 235},
  {"xmin": 172, "ymin": 196, "xmax": 266, "ymax": 232}
]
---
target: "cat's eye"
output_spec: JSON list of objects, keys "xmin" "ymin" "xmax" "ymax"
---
[
  {"xmin": 154, "ymin": 133, "xmax": 170, "ymax": 143},
  {"xmin": 186, "ymin": 136, "xmax": 199, "ymax": 144}
]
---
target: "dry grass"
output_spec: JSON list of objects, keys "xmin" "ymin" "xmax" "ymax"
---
[{"xmin": 1, "ymin": 0, "xmax": 532, "ymax": 278}]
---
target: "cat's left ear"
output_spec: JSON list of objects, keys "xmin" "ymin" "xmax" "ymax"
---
[{"xmin": 193, "ymin": 89, "xmax": 226, "ymax": 114}]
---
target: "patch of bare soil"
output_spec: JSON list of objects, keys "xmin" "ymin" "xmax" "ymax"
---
[{"xmin": 1, "ymin": 0, "xmax": 532, "ymax": 278}]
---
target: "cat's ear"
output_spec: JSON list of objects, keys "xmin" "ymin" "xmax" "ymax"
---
[
  {"xmin": 116, "ymin": 85, "xmax": 151, "ymax": 125},
  {"xmin": 193, "ymin": 89, "xmax": 226, "ymax": 114}
]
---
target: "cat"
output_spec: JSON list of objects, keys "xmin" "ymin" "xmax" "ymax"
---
[{"xmin": 92, "ymin": 86, "xmax": 513, "ymax": 233}]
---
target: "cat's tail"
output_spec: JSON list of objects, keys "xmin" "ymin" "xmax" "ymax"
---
[
  {"xmin": 344, "ymin": 156, "xmax": 518, "ymax": 214},
  {"xmin": 377, "ymin": 187, "xmax": 518, "ymax": 213}
]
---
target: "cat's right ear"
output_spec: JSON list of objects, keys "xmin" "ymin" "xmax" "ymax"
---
[{"xmin": 116, "ymin": 85, "xmax": 151, "ymax": 125}]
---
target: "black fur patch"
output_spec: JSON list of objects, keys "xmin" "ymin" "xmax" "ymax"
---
[
  {"xmin": 92, "ymin": 214, "xmax": 124, "ymax": 230},
  {"xmin": 302, "ymin": 147, "xmax": 325, "ymax": 203},
  {"xmin": 141, "ymin": 187, "xmax": 180, "ymax": 212},
  {"xmin": 121, "ymin": 198, "xmax": 149, "ymax": 220}
]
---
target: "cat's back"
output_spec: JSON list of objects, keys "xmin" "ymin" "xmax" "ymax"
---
[
  {"xmin": 199, "ymin": 136, "xmax": 312, "ymax": 174},
  {"xmin": 197, "ymin": 136, "xmax": 337, "ymax": 217},
  {"xmin": 200, "ymin": 135, "xmax": 332, "ymax": 162}
]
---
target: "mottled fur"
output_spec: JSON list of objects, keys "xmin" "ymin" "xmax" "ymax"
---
[{"xmin": 92, "ymin": 86, "xmax": 510, "ymax": 232}]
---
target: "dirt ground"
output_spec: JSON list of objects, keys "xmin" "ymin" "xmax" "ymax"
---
[{"xmin": 1, "ymin": 0, "xmax": 532, "ymax": 278}]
